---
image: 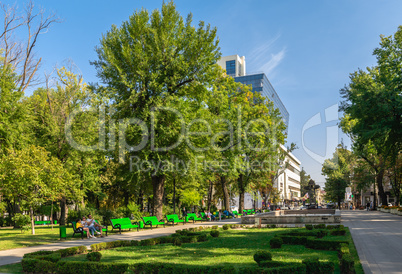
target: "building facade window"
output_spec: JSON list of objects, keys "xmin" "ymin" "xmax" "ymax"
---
[{"xmin": 226, "ymin": 60, "xmax": 236, "ymax": 76}]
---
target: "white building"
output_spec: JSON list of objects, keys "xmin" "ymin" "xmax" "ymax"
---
[
  {"xmin": 274, "ymin": 145, "xmax": 302, "ymax": 205},
  {"xmin": 216, "ymin": 54, "xmax": 246, "ymax": 77}
]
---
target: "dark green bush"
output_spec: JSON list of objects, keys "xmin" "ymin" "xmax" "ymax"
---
[
  {"xmin": 330, "ymin": 229, "xmax": 346, "ymax": 236},
  {"xmin": 254, "ymin": 251, "xmax": 272, "ymax": 265},
  {"xmin": 270, "ymin": 224, "xmax": 277, "ymax": 228},
  {"xmin": 313, "ymin": 224, "xmax": 326, "ymax": 229},
  {"xmin": 197, "ymin": 234, "xmax": 208, "ymax": 242},
  {"xmin": 133, "ymin": 263, "xmax": 236, "ymax": 273},
  {"xmin": 302, "ymin": 257, "xmax": 335, "ymax": 273},
  {"xmin": 140, "ymin": 239, "xmax": 156, "ymax": 246},
  {"xmin": 130, "ymin": 240, "xmax": 140, "ymax": 246},
  {"xmin": 158, "ymin": 236, "xmax": 175, "ymax": 244},
  {"xmin": 270, "ymin": 237, "xmax": 283, "ymax": 249},
  {"xmin": 306, "ymin": 238, "xmax": 348, "ymax": 250},
  {"xmin": 180, "ymin": 236, "xmax": 198, "ymax": 243},
  {"xmin": 23, "ymin": 250, "xmax": 61, "ymax": 262},
  {"xmin": 87, "ymin": 252, "xmax": 102, "ymax": 262},
  {"xmin": 57, "ymin": 261, "xmax": 129, "ymax": 274},
  {"xmin": 316, "ymin": 230, "xmax": 328, "ymax": 238},
  {"xmin": 173, "ymin": 237, "xmax": 182, "ymax": 246},
  {"xmin": 222, "ymin": 224, "xmax": 230, "ymax": 230},
  {"xmin": 280, "ymin": 235, "xmax": 308, "ymax": 245},
  {"xmin": 210, "ymin": 230, "xmax": 220, "ymax": 237},
  {"xmin": 56, "ymin": 246, "xmax": 87, "ymax": 257},
  {"xmin": 91, "ymin": 242, "xmax": 107, "ymax": 252},
  {"xmin": 305, "ymin": 224, "xmax": 313, "ymax": 230},
  {"xmin": 21, "ymin": 258, "xmax": 56, "ymax": 273},
  {"xmin": 338, "ymin": 243, "xmax": 350, "ymax": 258},
  {"xmin": 211, "ymin": 225, "xmax": 218, "ymax": 229},
  {"xmin": 258, "ymin": 261, "xmax": 287, "ymax": 268},
  {"xmin": 340, "ymin": 254, "xmax": 355, "ymax": 274}
]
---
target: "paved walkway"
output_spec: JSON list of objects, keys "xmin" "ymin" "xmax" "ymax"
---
[
  {"xmin": 342, "ymin": 210, "xmax": 402, "ymax": 274},
  {"xmin": 0, "ymin": 218, "xmax": 241, "ymax": 267}
]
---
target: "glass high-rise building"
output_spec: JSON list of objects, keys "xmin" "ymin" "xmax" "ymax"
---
[{"xmin": 217, "ymin": 55, "xmax": 289, "ymax": 132}]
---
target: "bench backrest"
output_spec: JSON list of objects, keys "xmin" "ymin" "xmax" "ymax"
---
[
  {"xmin": 233, "ymin": 211, "xmax": 238, "ymax": 215},
  {"xmin": 143, "ymin": 216, "xmax": 159, "ymax": 224},
  {"xmin": 71, "ymin": 221, "xmax": 79, "ymax": 232},
  {"xmin": 166, "ymin": 214, "xmax": 179, "ymax": 222},
  {"xmin": 111, "ymin": 218, "xmax": 132, "ymax": 227},
  {"xmin": 187, "ymin": 213, "xmax": 198, "ymax": 218}
]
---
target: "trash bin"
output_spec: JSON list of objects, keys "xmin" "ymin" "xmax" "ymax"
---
[
  {"xmin": 54, "ymin": 220, "xmax": 57, "ymax": 225},
  {"xmin": 139, "ymin": 221, "xmax": 144, "ymax": 229},
  {"xmin": 59, "ymin": 226, "xmax": 67, "ymax": 240}
]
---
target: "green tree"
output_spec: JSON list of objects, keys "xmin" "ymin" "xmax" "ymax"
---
[
  {"xmin": 92, "ymin": 2, "xmax": 220, "ymax": 220},
  {"xmin": 322, "ymin": 144, "xmax": 354, "ymax": 209},
  {"xmin": 299, "ymin": 168, "xmax": 311, "ymax": 195},
  {"xmin": 340, "ymin": 26, "xmax": 402, "ymax": 205},
  {"xmin": 0, "ymin": 145, "xmax": 70, "ymax": 234}
]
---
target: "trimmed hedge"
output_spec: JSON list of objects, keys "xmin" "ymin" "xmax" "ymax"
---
[
  {"xmin": 305, "ymin": 224, "xmax": 313, "ymax": 230},
  {"xmin": 21, "ymin": 259, "xmax": 57, "ymax": 273},
  {"xmin": 313, "ymin": 224, "xmax": 326, "ymax": 229},
  {"xmin": 306, "ymin": 238, "xmax": 349, "ymax": 250},
  {"xmin": 302, "ymin": 257, "xmax": 335, "ymax": 273},
  {"xmin": 254, "ymin": 251, "xmax": 272, "ymax": 265},
  {"xmin": 132, "ymin": 263, "xmax": 236, "ymax": 273},
  {"xmin": 210, "ymin": 230, "xmax": 220, "ymax": 237},
  {"xmin": 330, "ymin": 229, "xmax": 346, "ymax": 236},
  {"xmin": 57, "ymin": 261, "xmax": 129, "ymax": 274},
  {"xmin": 258, "ymin": 260, "xmax": 287, "ymax": 268},
  {"xmin": 270, "ymin": 237, "xmax": 283, "ymax": 248},
  {"xmin": 56, "ymin": 246, "xmax": 87, "ymax": 257},
  {"xmin": 280, "ymin": 235, "xmax": 308, "ymax": 246},
  {"xmin": 222, "ymin": 224, "xmax": 230, "ymax": 230},
  {"xmin": 316, "ymin": 230, "xmax": 328, "ymax": 238},
  {"xmin": 338, "ymin": 243, "xmax": 350, "ymax": 258},
  {"xmin": 340, "ymin": 254, "xmax": 355, "ymax": 274},
  {"xmin": 23, "ymin": 251, "xmax": 61, "ymax": 263},
  {"xmin": 87, "ymin": 251, "xmax": 102, "ymax": 262}
]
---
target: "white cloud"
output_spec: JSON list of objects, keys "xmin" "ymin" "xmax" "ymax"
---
[
  {"xmin": 248, "ymin": 35, "xmax": 286, "ymax": 76},
  {"xmin": 259, "ymin": 48, "xmax": 286, "ymax": 75}
]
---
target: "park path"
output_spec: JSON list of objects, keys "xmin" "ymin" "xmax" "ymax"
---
[
  {"xmin": 0, "ymin": 218, "xmax": 241, "ymax": 267},
  {"xmin": 342, "ymin": 210, "xmax": 402, "ymax": 274}
]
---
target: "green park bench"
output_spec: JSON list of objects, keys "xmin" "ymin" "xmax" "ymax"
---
[
  {"xmin": 232, "ymin": 211, "xmax": 242, "ymax": 216},
  {"xmin": 71, "ymin": 221, "xmax": 86, "ymax": 239},
  {"xmin": 200, "ymin": 212, "xmax": 209, "ymax": 220},
  {"xmin": 110, "ymin": 218, "xmax": 139, "ymax": 234},
  {"xmin": 186, "ymin": 213, "xmax": 203, "ymax": 223},
  {"xmin": 142, "ymin": 216, "xmax": 165, "ymax": 230},
  {"xmin": 166, "ymin": 214, "xmax": 185, "ymax": 226},
  {"xmin": 34, "ymin": 220, "xmax": 51, "ymax": 225}
]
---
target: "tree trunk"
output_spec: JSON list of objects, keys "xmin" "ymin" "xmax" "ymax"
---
[
  {"xmin": 50, "ymin": 201, "xmax": 54, "ymax": 230},
  {"xmin": 220, "ymin": 176, "xmax": 230, "ymax": 211},
  {"xmin": 152, "ymin": 175, "xmax": 165, "ymax": 221},
  {"xmin": 376, "ymin": 170, "xmax": 388, "ymax": 205},
  {"xmin": 238, "ymin": 174, "xmax": 245, "ymax": 213},
  {"xmin": 173, "ymin": 178, "xmax": 176, "ymax": 214},
  {"xmin": 207, "ymin": 180, "xmax": 213, "ymax": 212},
  {"xmin": 30, "ymin": 205, "xmax": 35, "ymax": 235},
  {"xmin": 59, "ymin": 197, "xmax": 67, "ymax": 225}
]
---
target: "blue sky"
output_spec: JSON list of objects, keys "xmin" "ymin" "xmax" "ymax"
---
[{"xmin": 6, "ymin": 0, "xmax": 402, "ymax": 184}]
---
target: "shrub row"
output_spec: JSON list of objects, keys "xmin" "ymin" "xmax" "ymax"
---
[
  {"xmin": 302, "ymin": 257, "xmax": 335, "ymax": 273},
  {"xmin": 306, "ymin": 224, "xmax": 344, "ymax": 230},
  {"xmin": 338, "ymin": 243, "xmax": 355, "ymax": 273},
  {"xmin": 240, "ymin": 263, "xmax": 307, "ymax": 274},
  {"xmin": 330, "ymin": 228, "xmax": 346, "ymax": 236},
  {"xmin": 306, "ymin": 238, "xmax": 349, "ymax": 250},
  {"xmin": 22, "ymin": 260, "xmax": 129, "ymax": 274},
  {"xmin": 56, "ymin": 246, "xmax": 87, "ymax": 257}
]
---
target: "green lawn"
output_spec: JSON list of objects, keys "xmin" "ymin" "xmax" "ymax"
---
[
  {"xmin": 0, "ymin": 227, "xmax": 364, "ymax": 274},
  {"xmin": 0, "ymin": 225, "xmax": 74, "ymax": 251}
]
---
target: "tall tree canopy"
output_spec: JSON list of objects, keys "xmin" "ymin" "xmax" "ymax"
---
[{"xmin": 92, "ymin": 1, "xmax": 221, "ymax": 219}]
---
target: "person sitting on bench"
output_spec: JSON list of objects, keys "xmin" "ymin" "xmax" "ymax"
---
[
  {"xmin": 86, "ymin": 214, "xmax": 104, "ymax": 237},
  {"xmin": 76, "ymin": 219, "xmax": 91, "ymax": 239}
]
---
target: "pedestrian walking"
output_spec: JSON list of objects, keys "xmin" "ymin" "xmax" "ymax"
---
[{"xmin": 366, "ymin": 202, "xmax": 370, "ymax": 211}]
